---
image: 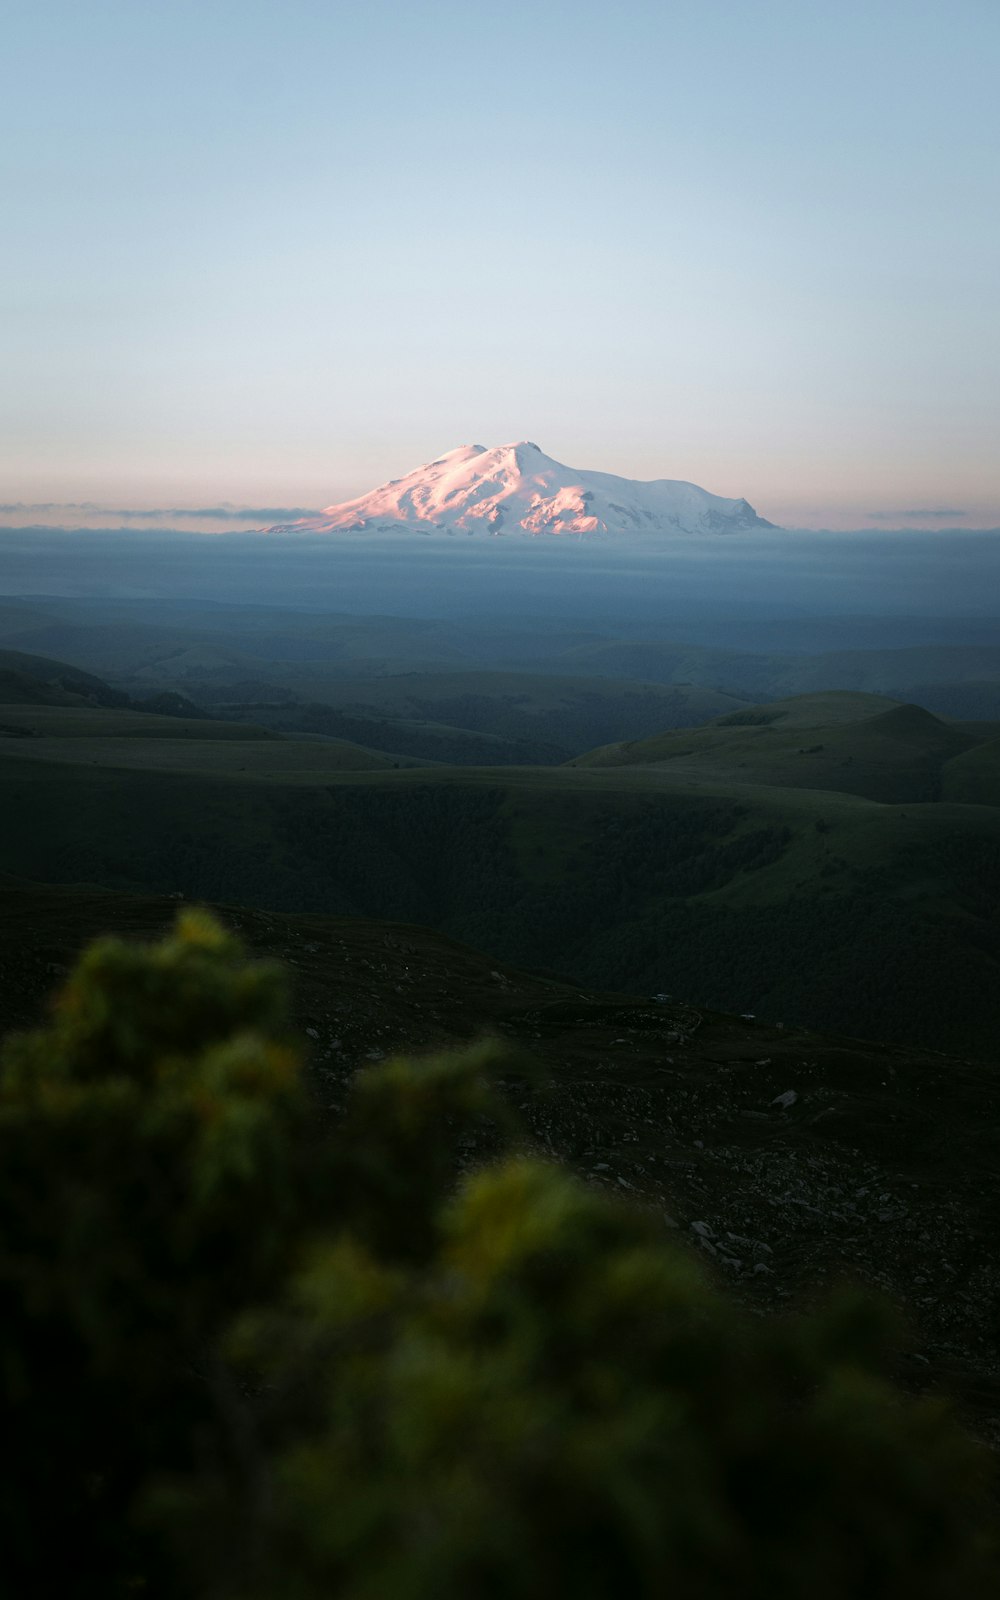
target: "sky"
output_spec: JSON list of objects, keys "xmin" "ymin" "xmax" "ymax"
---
[{"xmin": 2, "ymin": 0, "xmax": 999, "ymax": 530}]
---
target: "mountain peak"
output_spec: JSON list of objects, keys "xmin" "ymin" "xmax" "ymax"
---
[{"xmin": 267, "ymin": 443, "xmax": 774, "ymax": 539}]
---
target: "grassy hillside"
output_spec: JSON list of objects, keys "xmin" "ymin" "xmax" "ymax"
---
[
  {"xmin": 240, "ymin": 703, "xmax": 570, "ymax": 765},
  {"xmin": 2, "ymin": 613, "xmax": 998, "ymax": 1057},
  {"xmin": 0, "ymin": 708, "xmax": 425, "ymax": 777},
  {"xmin": 2, "ymin": 743, "xmax": 998, "ymax": 1057},
  {"xmin": 0, "ymin": 703, "xmax": 278, "ymax": 741},
  {"xmin": 215, "ymin": 672, "xmax": 746, "ymax": 763},
  {"xmin": 576, "ymin": 691, "xmax": 989, "ymax": 804},
  {"xmin": 0, "ymin": 645, "xmax": 130, "ymax": 708},
  {"xmin": 942, "ymin": 737, "xmax": 1000, "ymax": 806},
  {"xmin": 0, "ymin": 645, "xmax": 246, "ymax": 727}
]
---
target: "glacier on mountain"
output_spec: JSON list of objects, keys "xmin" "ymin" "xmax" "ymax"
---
[{"xmin": 262, "ymin": 442, "xmax": 774, "ymax": 539}]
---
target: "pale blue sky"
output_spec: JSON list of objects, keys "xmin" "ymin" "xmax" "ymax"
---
[{"xmin": 3, "ymin": 0, "xmax": 999, "ymax": 527}]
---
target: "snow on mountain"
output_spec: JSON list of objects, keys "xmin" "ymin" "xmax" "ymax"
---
[{"xmin": 263, "ymin": 443, "xmax": 774, "ymax": 539}]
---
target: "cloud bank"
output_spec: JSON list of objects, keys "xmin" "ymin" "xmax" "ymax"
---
[
  {"xmin": 0, "ymin": 503, "xmax": 320, "ymax": 531},
  {"xmin": 866, "ymin": 508, "xmax": 969, "ymax": 522}
]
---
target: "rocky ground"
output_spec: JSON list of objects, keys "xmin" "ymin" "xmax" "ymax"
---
[{"xmin": 2, "ymin": 875, "xmax": 997, "ymax": 1443}]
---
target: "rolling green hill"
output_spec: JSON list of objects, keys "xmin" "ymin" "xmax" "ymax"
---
[
  {"xmin": 0, "ymin": 645, "xmax": 256, "ymax": 728},
  {"xmin": 246, "ymin": 703, "xmax": 569, "ymax": 765},
  {"xmin": 0, "ymin": 646, "xmax": 130, "ymax": 709},
  {"xmin": 575, "ymin": 691, "xmax": 991, "ymax": 804},
  {"xmin": 2, "ymin": 620, "xmax": 998, "ymax": 1058},
  {"xmin": 0, "ymin": 703, "xmax": 278, "ymax": 741},
  {"xmin": 2, "ymin": 740, "xmax": 998, "ymax": 1058},
  {"xmin": 0, "ymin": 703, "xmax": 427, "ymax": 776},
  {"xmin": 942, "ymin": 737, "xmax": 1000, "ymax": 806},
  {"xmin": 0, "ymin": 652, "xmax": 429, "ymax": 771},
  {"xmin": 216, "ymin": 672, "xmax": 747, "ymax": 764}
]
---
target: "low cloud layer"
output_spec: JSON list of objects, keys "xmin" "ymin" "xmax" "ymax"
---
[
  {"xmin": 0, "ymin": 502, "xmax": 319, "ymax": 530},
  {"xmin": 2, "ymin": 522, "xmax": 999, "ymax": 621},
  {"xmin": 867, "ymin": 508, "xmax": 968, "ymax": 521}
]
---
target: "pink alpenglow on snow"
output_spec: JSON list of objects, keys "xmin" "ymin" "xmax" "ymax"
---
[{"xmin": 263, "ymin": 443, "xmax": 774, "ymax": 539}]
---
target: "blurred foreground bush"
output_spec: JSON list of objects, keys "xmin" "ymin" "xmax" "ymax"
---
[{"xmin": 0, "ymin": 913, "xmax": 994, "ymax": 1597}]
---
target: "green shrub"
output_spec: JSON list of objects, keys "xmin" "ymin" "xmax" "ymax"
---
[{"xmin": 0, "ymin": 915, "xmax": 994, "ymax": 1597}]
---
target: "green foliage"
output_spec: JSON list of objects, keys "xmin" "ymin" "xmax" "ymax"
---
[
  {"xmin": 0, "ymin": 917, "xmax": 996, "ymax": 1597},
  {"xmin": 213, "ymin": 1173, "xmax": 993, "ymax": 1600},
  {"xmin": 0, "ymin": 913, "xmax": 309, "ymax": 1592}
]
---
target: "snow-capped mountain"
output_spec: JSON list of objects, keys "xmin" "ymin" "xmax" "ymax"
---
[{"xmin": 263, "ymin": 443, "xmax": 774, "ymax": 539}]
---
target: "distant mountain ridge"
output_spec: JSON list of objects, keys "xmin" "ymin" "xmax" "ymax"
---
[
  {"xmin": 263, "ymin": 442, "xmax": 774, "ymax": 539},
  {"xmin": 0, "ymin": 647, "xmax": 207, "ymax": 723},
  {"xmin": 0, "ymin": 647, "xmax": 128, "ymax": 709}
]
